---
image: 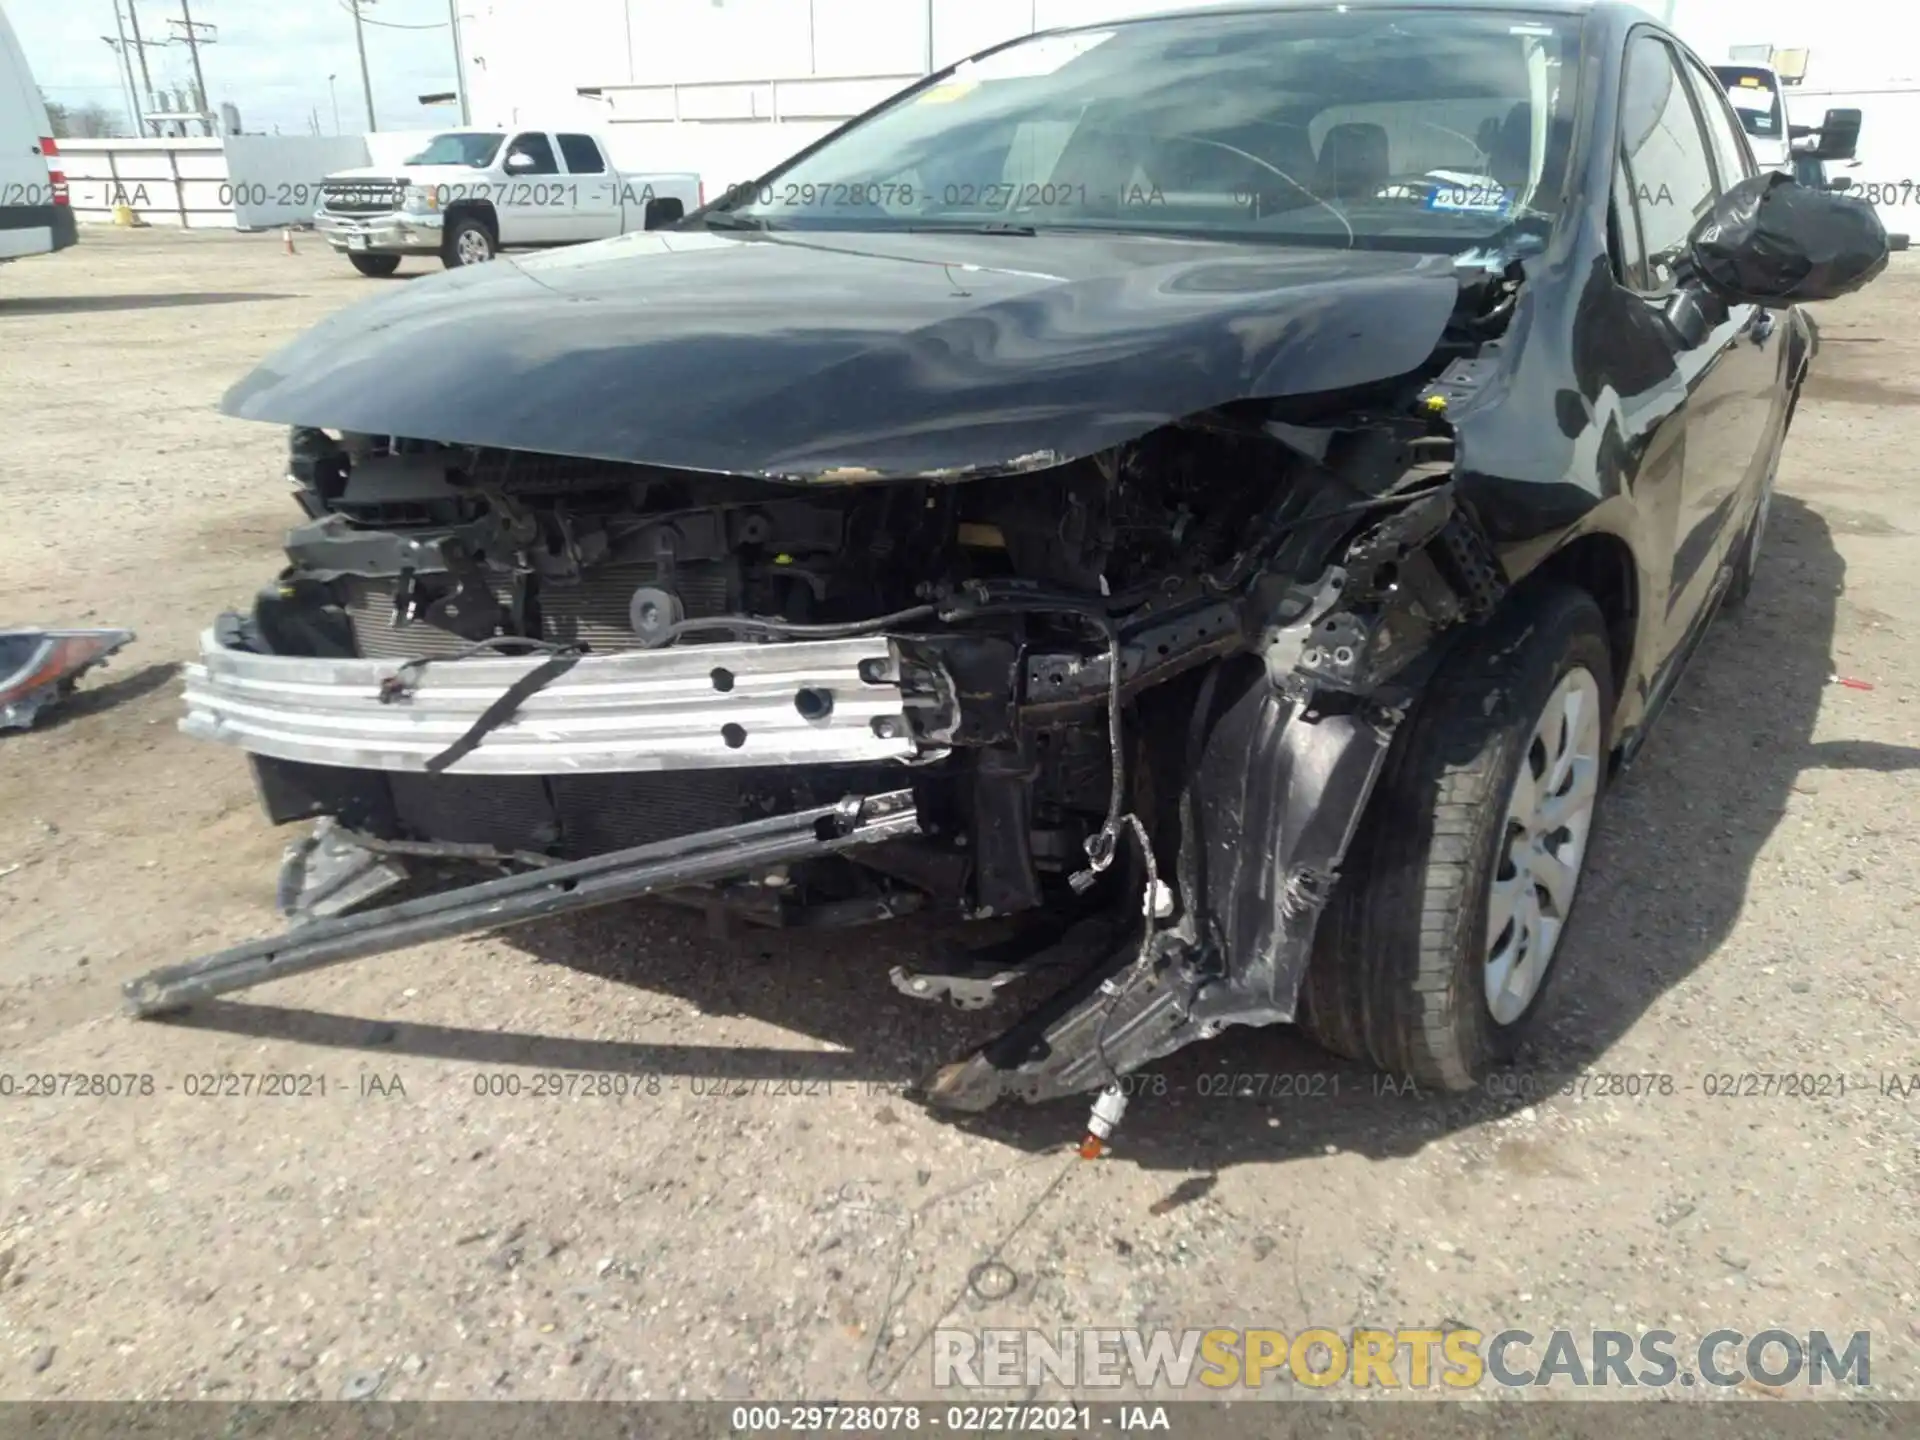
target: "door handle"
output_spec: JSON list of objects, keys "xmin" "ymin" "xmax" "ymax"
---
[{"xmin": 1749, "ymin": 309, "xmax": 1776, "ymax": 346}]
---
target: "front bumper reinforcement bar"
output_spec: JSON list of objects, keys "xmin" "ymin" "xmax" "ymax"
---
[
  {"xmin": 179, "ymin": 628, "xmax": 935, "ymax": 775},
  {"xmin": 123, "ymin": 789, "xmax": 920, "ymax": 1017}
]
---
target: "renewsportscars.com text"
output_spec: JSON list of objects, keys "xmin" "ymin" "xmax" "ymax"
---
[{"xmin": 933, "ymin": 1326, "xmax": 1872, "ymax": 1391}]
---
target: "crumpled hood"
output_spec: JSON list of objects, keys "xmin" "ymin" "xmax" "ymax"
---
[{"xmin": 221, "ymin": 227, "xmax": 1464, "ymax": 481}]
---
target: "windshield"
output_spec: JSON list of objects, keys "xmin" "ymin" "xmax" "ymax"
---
[
  {"xmin": 719, "ymin": 8, "xmax": 1581, "ymax": 249},
  {"xmin": 1710, "ymin": 67, "xmax": 1785, "ymax": 140},
  {"xmin": 403, "ymin": 132, "xmax": 505, "ymax": 168}
]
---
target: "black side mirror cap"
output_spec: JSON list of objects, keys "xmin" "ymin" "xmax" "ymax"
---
[
  {"xmin": 1802, "ymin": 108, "xmax": 1863, "ymax": 161},
  {"xmin": 1687, "ymin": 171, "xmax": 1889, "ymax": 305},
  {"xmin": 1661, "ymin": 286, "xmax": 1718, "ymax": 350}
]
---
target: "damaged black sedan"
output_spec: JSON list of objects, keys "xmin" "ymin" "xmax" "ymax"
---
[{"xmin": 133, "ymin": 0, "xmax": 1887, "ymax": 1128}]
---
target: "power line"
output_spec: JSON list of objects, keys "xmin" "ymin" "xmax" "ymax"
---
[
  {"xmin": 169, "ymin": 0, "xmax": 216, "ymax": 135},
  {"xmin": 333, "ymin": 0, "xmax": 447, "ymax": 29}
]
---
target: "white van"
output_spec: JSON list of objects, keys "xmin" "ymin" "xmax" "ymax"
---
[
  {"xmin": 0, "ymin": 2, "xmax": 75, "ymax": 263},
  {"xmin": 1710, "ymin": 63, "xmax": 1791, "ymax": 172}
]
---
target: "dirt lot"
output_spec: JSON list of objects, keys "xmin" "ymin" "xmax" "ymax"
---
[{"xmin": 0, "ymin": 228, "xmax": 1915, "ymax": 1406}]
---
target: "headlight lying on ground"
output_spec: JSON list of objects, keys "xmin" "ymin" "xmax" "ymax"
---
[{"xmin": 0, "ymin": 628, "xmax": 135, "ymax": 730}]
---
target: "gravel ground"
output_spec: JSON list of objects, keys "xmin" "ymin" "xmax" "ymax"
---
[{"xmin": 0, "ymin": 229, "xmax": 1915, "ymax": 1406}]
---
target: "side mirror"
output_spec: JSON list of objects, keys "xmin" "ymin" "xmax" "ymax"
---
[
  {"xmin": 1805, "ymin": 108, "xmax": 1862, "ymax": 161},
  {"xmin": 504, "ymin": 151, "xmax": 536, "ymax": 172},
  {"xmin": 1827, "ymin": 176, "xmax": 1853, "ymax": 192},
  {"xmin": 1685, "ymin": 171, "xmax": 1889, "ymax": 305},
  {"xmin": 1661, "ymin": 285, "xmax": 1721, "ymax": 350}
]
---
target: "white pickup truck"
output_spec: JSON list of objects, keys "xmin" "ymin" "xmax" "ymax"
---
[{"xmin": 313, "ymin": 126, "xmax": 702, "ymax": 277}]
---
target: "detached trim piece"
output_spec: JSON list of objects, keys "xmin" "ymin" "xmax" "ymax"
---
[
  {"xmin": 125, "ymin": 790, "xmax": 923, "ymax": 1017},
  {"xmin": 180, "ymin": 629, "xmax": 939, "ymax": 774},
  {"xmin": 927, "ymin": 688, "xmax": 1400, "ymax": 1110}
]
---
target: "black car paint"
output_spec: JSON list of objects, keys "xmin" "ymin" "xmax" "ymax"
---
[
  {"xmin": 1418, "ymin": 0, "xmax": 1801, "ymax": 753},
  {"xmin": 171, "ymin": 1, "xmax": 1851, "ymax": 1109},
  {"xmin": 224, "ymin": 229, "xmax": 1464, "ymax": 481},
  {"xmin": 221, "ymin": 1, "xmax": 1795, "ymax": 765}
]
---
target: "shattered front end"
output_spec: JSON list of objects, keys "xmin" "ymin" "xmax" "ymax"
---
[{"xmin": 147, "ymin": 398, "xmax": 1505, "ymax": 1109}]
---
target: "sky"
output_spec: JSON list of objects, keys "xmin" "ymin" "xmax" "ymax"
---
[
  {"xmin": 10, "ymin": 0, "xmax": 1914, "ymax": 143},
  {"xmin": 8, "ymin": 0, "xmax": 463, "ymax": 135}
]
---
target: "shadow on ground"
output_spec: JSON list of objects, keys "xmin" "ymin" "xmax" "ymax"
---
[
  {"xmin": 0, "ymin": 292, "xmax": 297, "ymax": 316},
  {"xmin": 167, "ymin": 496, "xmax": 1908, "ymax": 1168},
  {"xmin": 23, "ymin": 661, "xmax": 182, "ymax": 731}
]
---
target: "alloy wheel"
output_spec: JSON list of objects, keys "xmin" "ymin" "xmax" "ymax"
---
[{"xmin": 456, "ymin": 228, "xmax": 493, "ymax": 265}]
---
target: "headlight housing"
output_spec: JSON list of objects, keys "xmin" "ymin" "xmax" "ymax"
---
[{"xmin": 400, "ymin": 185, "xmax": 437, "ymax": 213}]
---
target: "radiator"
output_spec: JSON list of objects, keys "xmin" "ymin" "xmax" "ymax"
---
[
  {"xmin": 345, "ymin": 564, "xmax": 745, "ymax": 856},
  {"xmin": 343, "ymin": 564, "xmax": 730, "ymax": 660},
  {"xmin": 341, "ymin": 576, "xmax": 515, "ymax": 662},
  {"xmin": 539, "ymin": 561, "xmax": 730, "ymax": 651}
]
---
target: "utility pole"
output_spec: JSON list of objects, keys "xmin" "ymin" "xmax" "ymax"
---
[
  {"xmin": 123, "ymin": 0, "xmax": 160, "ymax": 134},
  {"xmin": 329, "ymin": 74, "xmax": 341, "ymax": 135},
  {"xmin": 169, "ymin": 0, "xmax": 215, "ymax": 135},
  {"xmin": 102, "ymin": 37, "xmax": 140, "ymax": 136},
  {"xmin": 447, "ymin": 0, "xmax": 469, "ymax": 124},
  {"xmin": 351, "ymin": 0, "xmax": 377, "ymax": 132},
  {"xmin": 103, "ymin": 5, "xmax": 142, "ymax": 136}
]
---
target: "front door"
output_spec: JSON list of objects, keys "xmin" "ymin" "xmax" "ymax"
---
[
  {"xmin": 1615, "ymin": 32, "xmax": 1777, "ymax": 661},
  {"xmin": 500, "ymin": 131, "xmax": 568, "ymax": 244},
  {"xmin": 557, "ymin": 132, "xmax": 621, "ymax": 242}
]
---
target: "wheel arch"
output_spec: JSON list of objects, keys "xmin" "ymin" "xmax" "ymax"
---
[
  {"xmin": 441, "ymin": 200, "xmax": 499, "ymax": 241},
  {"xmin": 1504, "ymin": 529, "xmax": 1640, "ymax": 743}
]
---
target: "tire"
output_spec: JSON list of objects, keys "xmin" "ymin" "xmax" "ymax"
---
[
  {"xmin": 1301, "ymin": 585, "xmax": 1615, "ymax": 1088},
  {"xmin": 441, "ymin": 215, "xmax": 496, "ymax": 268},
  {"xmin": 348, "ymin": 252, "xmax": 401, "ymax": 278}
]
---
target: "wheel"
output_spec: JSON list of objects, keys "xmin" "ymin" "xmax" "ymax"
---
[
  {"xmin": 348, "ymin": 252, "xmax": 401, "ymax": 278},
  {"xmin": 442, "ymin": 216, "xmax": 496, "ymax": 268},
  {"xmin": 1300, "ymin": 585, "xmax": 1614, "ymax": 1087}
]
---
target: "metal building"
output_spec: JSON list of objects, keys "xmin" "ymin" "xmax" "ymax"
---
[{"xmin": 449, "ymin": 0, "xmax": 1918, "ymax": 227}]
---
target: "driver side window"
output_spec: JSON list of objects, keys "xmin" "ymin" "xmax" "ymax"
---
[
  {"xmin": 1617, "ymin": 34, "xmax": 1719, "ymax": 291},
  {"xmin": 1678, "ymin": 57, "xmax": 1756, "ymax": 191},
  {"xmin": 505, "ymin": 133, "xmax": 559, "ymax": 175}
]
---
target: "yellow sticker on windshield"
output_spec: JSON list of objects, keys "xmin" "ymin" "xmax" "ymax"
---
[{"xmin": 918, "ymin": 81, "xmax": 978, "ymax": 105}]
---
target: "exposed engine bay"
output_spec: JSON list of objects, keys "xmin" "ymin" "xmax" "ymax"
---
[
  {"xmin": 151, "ymin": 374, "xmax": 1508, "ymax": 1112},
  {"xmin": 230, "ymin": 392, "xmax": 1490, "ymax": 877},
  {"xmin": 118, "ymin": 0, "xmax": 1886, "ymax": 1139}
]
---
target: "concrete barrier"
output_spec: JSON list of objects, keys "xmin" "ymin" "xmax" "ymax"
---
[{"xmin": 57, "ymin": 136, "xmax": 372, "ymax": 230}]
